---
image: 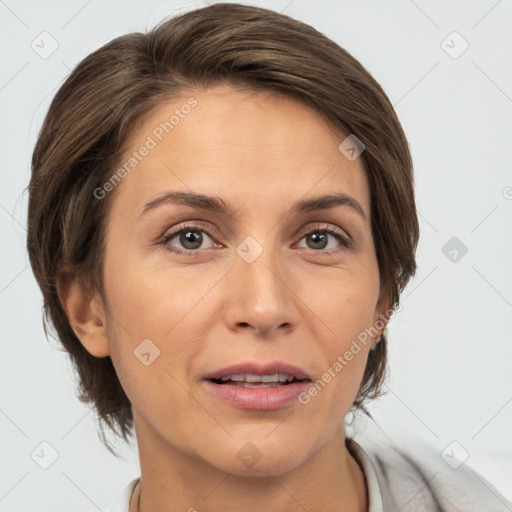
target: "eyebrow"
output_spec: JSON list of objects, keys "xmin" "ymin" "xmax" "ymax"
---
[{"xmin": 140, "ymin": 190, "xmax": 367, "ymax": 221}]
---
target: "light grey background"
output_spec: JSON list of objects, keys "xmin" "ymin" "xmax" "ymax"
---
[{"xmin": 1, "ymin": 0, "xmax": 511, "ymax": 510}]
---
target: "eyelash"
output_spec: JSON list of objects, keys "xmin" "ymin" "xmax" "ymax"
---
[{"xmin": 160, "ymin": 221, "xmax": 353, "ymax": 256}]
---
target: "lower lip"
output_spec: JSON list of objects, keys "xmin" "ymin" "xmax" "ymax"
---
[{"xmin": 203, "ymin": 380, "xmax": 310, "ymax": 410}]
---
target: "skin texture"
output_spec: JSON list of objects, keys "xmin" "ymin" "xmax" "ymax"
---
[{"xmin": 59, "ymin": 85, "xmax": 390, "ymax": 512}]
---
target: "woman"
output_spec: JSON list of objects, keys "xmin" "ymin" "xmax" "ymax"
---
[{"xmin": 26, "ymin": 3, "xmax": 511, "ymax": 511}]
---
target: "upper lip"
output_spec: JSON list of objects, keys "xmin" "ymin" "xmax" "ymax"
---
[{"xmin": 204, "ymin": 361, "xmax": 312, "ymax": 381}]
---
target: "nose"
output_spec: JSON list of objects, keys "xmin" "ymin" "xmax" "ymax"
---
[{"xmin": 222, "ymin": 241, "xmax": 298, "ymax": 338}]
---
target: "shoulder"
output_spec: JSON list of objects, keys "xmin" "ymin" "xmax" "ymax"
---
[
  {"xmin": 104, "ymin": 477, "xmax": 140, "ymax": 512},
  {"xmin": 347, "ymin": 416, "xmax": 512, "ymax": 512}
]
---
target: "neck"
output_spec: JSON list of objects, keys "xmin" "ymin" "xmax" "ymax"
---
[{"xmin": 132, "ymin": 413, "xmax": 368, "ymax": 512}]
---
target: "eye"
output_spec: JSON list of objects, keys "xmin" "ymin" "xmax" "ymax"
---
[
  {"xmin": 296, "ymin": 224, "xmax": 352, "ymax": 253},
  {"xmin": 160, "ymin": 222, "xmax": 218, "ymax": 255}
]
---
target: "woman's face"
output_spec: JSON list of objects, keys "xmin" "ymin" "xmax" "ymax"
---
[{"xmin": 96, "ymin": 85, "xmax": 388, "ymax": 475}]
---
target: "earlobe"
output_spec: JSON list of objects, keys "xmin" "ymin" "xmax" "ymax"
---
[{"xmin": 56, "ymin": 272, "xmax": 111, "ymax": 358}]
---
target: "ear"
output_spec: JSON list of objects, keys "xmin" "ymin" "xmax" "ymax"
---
[
  {"xmin": 371, "ymin": 293, "xmax": 394, "ymax": 348},
  {"xmin": 56, "ymin": 272, "xmax": 111, "ymax": 358}
]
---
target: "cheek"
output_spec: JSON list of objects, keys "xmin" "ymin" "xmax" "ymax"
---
[
  {"xmin": 307, "ymin": 277, "xmax": 377, "ymax": 398},
  {"xmin": 317, "ymin": 280, "xmax": 379, "ymax": 346},
  {"xmin": 308, "ymin": 337, "xmax": 371, "ymax": 425},
  {"xmin": 102, "ymin": 250, "xmax": 216, "ymax": 381},
  {"xmin": 103, "ymin": 243, "xmax": 198, "ymax": 337}
]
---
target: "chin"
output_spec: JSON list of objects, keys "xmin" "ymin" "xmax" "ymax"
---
[
  {"xmin": 200, "ymin": 437, "xmax": 312, "ymax": 477},
  {"xmin": 219, "ymin": 453, "xmax": 306, "ymax": 478}
]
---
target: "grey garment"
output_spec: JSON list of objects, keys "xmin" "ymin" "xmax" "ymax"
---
[{"xmin": 346, "ymin": 412, "xmax": 512, "ymax": 512}]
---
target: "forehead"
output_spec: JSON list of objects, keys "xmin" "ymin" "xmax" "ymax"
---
[{"xmin": 111, "ymin": 85, "xmax": 370, "ymax": 219}]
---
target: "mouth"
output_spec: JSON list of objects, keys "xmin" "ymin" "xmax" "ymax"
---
[{"xmin": 203, "ymin": 362, "xmax": 312, "ymax": 410}]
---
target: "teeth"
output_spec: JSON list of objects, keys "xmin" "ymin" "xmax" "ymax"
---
[
  {"xmin": 219, "ymin": 373, "xmax": 296, "ymax": 383},
  {"xmin": 241, "ymin": 382, "xmax": 281, "ymax": 388}
]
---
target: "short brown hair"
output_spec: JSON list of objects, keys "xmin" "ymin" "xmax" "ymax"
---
[{"xmin": 26, "ymin": 2, "xmax": 419, "ymax": 456}]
